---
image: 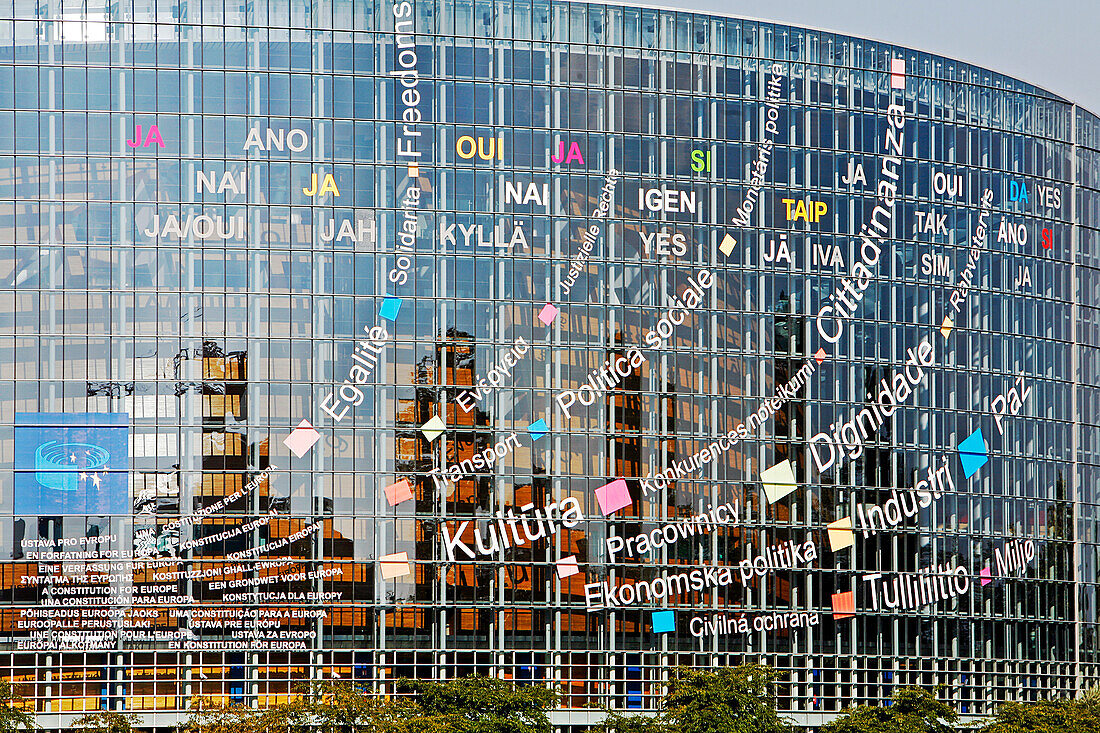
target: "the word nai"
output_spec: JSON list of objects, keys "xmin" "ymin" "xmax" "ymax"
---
[
  {"xmin": 244, "ymin": 128, "xmax": 309, "ymax": 152},
  {"xmin": 196, "ymin": 171, "xmax": 246, "ymax": 196},
  {"xmin": 503, "ymin": 181, "xmax": 549, "ymax": 208}
]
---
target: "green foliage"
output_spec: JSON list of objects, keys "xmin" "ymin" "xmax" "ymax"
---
[
  {"xmin": 978, "ymin": 697, "xmax": 1100, "ymax": 733},
  {"xmin": 71, "ymin": 710, "xmax": 140, "ymax": 733},
  {"xmin": 596, "ymin": 709, "xmax": 667, "ymax": 733},
  {"xmin": 821, "ymin": 687, "xmax": 957, "ymax": 733},
  {"xmin": 305, "ymin": 680, "xmax": 441, "ymax": 733},
  {"xmin": 661, "ymin": 664, "xmax": 792, "ymax": 733},
  {"xmin": 399, "ymin": 676, "xmax": 559, "ymax": 733},
  {"xmin": 0, "ymin": 680, "xmax": 36, "ymax": 733}
]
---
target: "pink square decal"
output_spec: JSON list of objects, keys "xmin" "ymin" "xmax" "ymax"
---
[
  {"xmin": 384, "ymin": 479, "xmax": 413, "ymax": 507},
  {"xmin": 538, "ymin": 303, "xmax": 559, "ymax": 326},
  {"xmin": 890, "ymin": 58, "xmax": 905, "ymax": 89},
  {"xmin": 379, "ymin": 552, "xmax": 412, "ymax": 580},
  {"xmin": 556, "ymin": 555, "xmax": 580, "ymax": 578},
  {"xmin": 595, "ymin": 478, "xmax": 632, "ymax": 516},
  {"xmin": 980, "ymin": 567, "xmax": 992, "ymax": 586},
  {"xmin": 283, "ymin": 419, "xmax": 321, "ymax": 458}
]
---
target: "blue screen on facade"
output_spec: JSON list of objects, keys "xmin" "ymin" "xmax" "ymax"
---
[{"xmin": 14, "ymin": 413, "xmax": 130, "ymax": 515}]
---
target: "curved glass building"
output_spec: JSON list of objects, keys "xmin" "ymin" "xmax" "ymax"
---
[{"xmin": 1, "ymin": 0, "xmax": 1099, "ymax": 729}]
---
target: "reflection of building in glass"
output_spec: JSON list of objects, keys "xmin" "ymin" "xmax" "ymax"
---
[{"xmin": 0, "ymin": 1, "xmax": 1097, "ymax": 730}]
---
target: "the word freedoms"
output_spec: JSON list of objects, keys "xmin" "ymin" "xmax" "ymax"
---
[
  {"xmin": 562, "ymin": 169, "xmax": 619, "ymax": 295},
  {"xmin": 389, "ymin": 1, "xmax": 423, "ymax": 288},
  {"xmin": 640, "ymin": 360, "xmax": 815, "ymax": 495}
]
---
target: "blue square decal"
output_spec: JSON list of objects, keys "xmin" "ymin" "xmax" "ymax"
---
[
  {"xmin": 958, "ymin": 427, "xmax": 989, "ymax": 479},
  {"xmin": 379, "ymin": 296, "xmax": 402, "ymax": 321},
  {"xmin": 652, "ymin": 610, "xmax": 675, "ymax": 634},
  {"xmin": 15, "ymin": 413, "xmax": 129, "ymax": 515},
  {"xmin": 527, "ymin": 418, "xmax": 548, "ymax": 441}
]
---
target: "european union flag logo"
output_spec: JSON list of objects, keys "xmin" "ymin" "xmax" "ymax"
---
[{"xmin": 15, "ymin": 413, "xmax": 129, "ymax": 515}]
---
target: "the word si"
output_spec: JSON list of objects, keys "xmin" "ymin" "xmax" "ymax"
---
[{"xmin": 690, "ymin": 149, "xmax": 711, "ymax": 172}]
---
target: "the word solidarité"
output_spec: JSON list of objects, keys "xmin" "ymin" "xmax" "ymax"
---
[
  {"xmin": 456, "ymin": 337, "xmax": 530, "ymax": 412},
  {"xmin": 440, "ymin": 497, "xmax": 582, "ymax": 560}
]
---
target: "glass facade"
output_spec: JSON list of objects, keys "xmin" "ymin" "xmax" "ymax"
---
[{"xmin": 1, "ymin": 0, "xmax": 1099, "ymax": 729}]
